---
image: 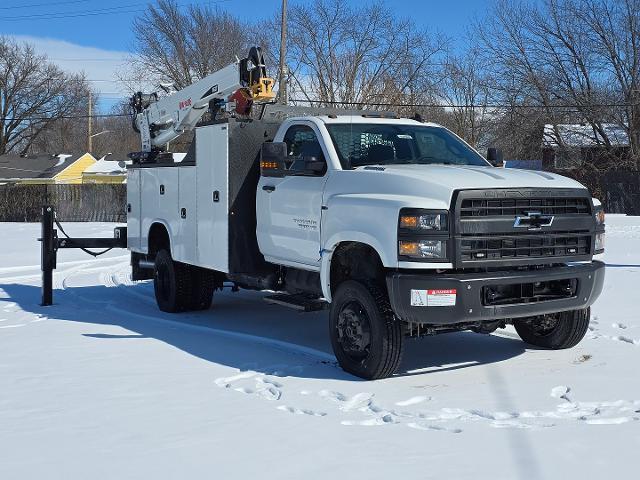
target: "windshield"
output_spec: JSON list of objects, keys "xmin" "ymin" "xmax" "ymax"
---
[{"xmin": 326, "ymin": 123, "xmax": 491, "ymax": 169}]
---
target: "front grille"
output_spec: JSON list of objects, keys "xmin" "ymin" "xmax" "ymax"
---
[
  {"xmin": 460, "ymin": 231, "xmax": 591, "ymax": 262},
  {"xmin": 460, "ymin": 197, "xmax": 591, "ymax": 217},
  {"xmin": 454, "ymin": 189, "xmax": 595, "ymax": 267}
]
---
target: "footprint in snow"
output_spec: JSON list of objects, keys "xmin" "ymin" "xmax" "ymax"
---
[
  {"xmin": 256, "ymin": 377, "xmax": 283, "ymax": 388},
  {"xmin": 612, "ymin": 323, "xmax": 627, "ymax": 329},
  {"xmin": 277, "ymin": 405, "xmax": 326, "ymax": 417},
  {"xmin": 573, "ymin": 354, "xmax": 592, "ymax": 364},
  {"xmin": 341, "ymin": 415, "xmax": 396, "ymax": 426},
  {"xmin": 215, "ymin": 370, "xmax": 283, "ymax": 401},
  {"xmin": 584, "ymin": 417, "xmax": 636, "ymax": 425},
  {"xmin": 490, "ymin": 420, "xmax": 554, "ymax": 430},
  {"xmin": 395, "ymin": 396, "xmax": 430, "ymax": 407},
  {"xmin": 551, "ymin": 385, "xmax": 571, "ymax": 402},
  {"xmin": 610, "ymin": 335, "xmax": 639, "ymax": 345},
  {"xmin": 233, "ymin": 387, "xmax": 254, "ymax": 394},
  {"xmin": 319, "ymin": 390, "xmax": 374, "ymax": 412},
  {"xmin": 215, "ymin": 371, "xmax": 258, "ymax": 387},
  {"xmin": 407, "ymin": 422, "xmax": 462, "ymax": 434}
]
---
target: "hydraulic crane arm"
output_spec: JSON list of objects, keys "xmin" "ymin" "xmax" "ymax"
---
[{"xmin": 129, "ymin": 47, "xmax": 274, "ymax": 155}]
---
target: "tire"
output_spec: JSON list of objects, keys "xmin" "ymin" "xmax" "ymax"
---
[
  {"xmin": 513, "ymin": 308, "xmax": 590, "ymax": 349},
  {"xmin": 329, "ymin": 280, "xmax": 403, "ymax": 380},
  {"xmin": 153, "ymin": 249, "xmax": 192, "ymax": 313},
  {"xmin": 187, "ymin": 266, "xmax": 216, "ymax": 311}
]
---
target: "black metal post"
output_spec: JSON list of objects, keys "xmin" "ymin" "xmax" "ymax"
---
[{"xmin": 41, "ymin": 205, "xmax": 56, "ymax": 306}]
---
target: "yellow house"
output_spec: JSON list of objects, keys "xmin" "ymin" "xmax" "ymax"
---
[
  {"xmin": 53, "ymin": 153, "xmax": 97, "ymax": 183},
  {"xmin": 0, "ymin": 153, "xmax": 97, "ymax": 184}
]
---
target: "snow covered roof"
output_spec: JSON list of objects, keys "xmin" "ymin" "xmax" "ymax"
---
[
  {"xmin": 84, "ymin": 158, "xmax": 129, "ymax": 175},
  {"xmin": 0, "ymin": 153, "xmax": 84, "ymax": 180},
  {"xmin": 543, "ymin": 123, "xmax": 629, "ymax": 148}
]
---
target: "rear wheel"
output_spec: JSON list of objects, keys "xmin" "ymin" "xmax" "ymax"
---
[
  {"xmin": 513, "ymin": 308, "xmax": 590, "ymax": 349},
  {"xmin": 329, "ymin": 281, "xmax": 403, "ymax": 380},
  {"xmin": 187, "ymin": 266, "xmax": 216, "ymax": 311},
  {"xmin": 153, "ymin": 249, "xmax": 192, "ymax": 313}
]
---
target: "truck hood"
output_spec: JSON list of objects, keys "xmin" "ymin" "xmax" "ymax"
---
[{"xmin": 355, "ymin": 164, "xmax": 585, "ymax": 191}]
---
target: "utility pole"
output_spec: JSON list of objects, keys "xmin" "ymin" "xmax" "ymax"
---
[
  {"xmin": 278, "ymin": 0, "xmax": 288, "ymax": 105},
  {"xmin": 88, "ymin": 91, "xmax": 93, "ymax": 153}
]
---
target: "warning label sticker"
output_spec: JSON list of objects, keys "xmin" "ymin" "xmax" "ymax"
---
[{"xmin": 410, "ymin": 289, "xmax": 457, "ymax": 307}]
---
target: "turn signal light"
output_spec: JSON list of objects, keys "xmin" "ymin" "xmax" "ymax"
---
[
  {"xmin": 399, "ymin": 241, "xmax": 420, "ymax": 256},
  {"xmin": 400, "ymin": 216, "xmax": 418, "ymax": 229},
  {"xmin": 260, "ymin": 161, "xmax": 279, "ymax": 169}
]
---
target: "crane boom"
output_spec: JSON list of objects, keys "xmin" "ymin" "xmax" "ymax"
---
[{"xmin": 129, "ymin": 47, "xmax": 274, "ymax": 157}]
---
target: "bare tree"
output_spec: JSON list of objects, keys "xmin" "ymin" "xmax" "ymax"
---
[
  {"xmin": 0, "ymin": 36, "xmax": 90, "ymax": 155},
  {"xmin": 476, "ymin": 0, "xmax": 640, "ymax": 167},
  {"xmin": 262, "ymin": 0, "xmax": 446, "ymax": 111},
  {"xmin": 130, "ymin": 0, "xmax": 251, "ymax": 89},
  {"xmin": 87, "ymin": 102, "xmax": 142, "ymax": 158},
  {"xmin": 438, "ymin": 50, "xmax": 492, "ymax": 148}
]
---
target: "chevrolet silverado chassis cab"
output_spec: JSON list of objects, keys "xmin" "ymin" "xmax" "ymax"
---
[{"xmin": 127, "ymin": 109, "xmax": 605, "ymax": 379}]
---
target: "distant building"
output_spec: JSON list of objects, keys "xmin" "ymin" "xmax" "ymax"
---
[
  {"xmin": 542, "ymin": 123, "xmax": 629, "ymax": 169},
  {"xmin": 503, "ymin": 159, "xmax": 543, "ymax": 170},
  {"xmin": 82, "ymin": 156, "xmax": 129, "ymax": 184},
  {"xmin": 0, "ymin": 153, "xmax": 97, "ymax": 184}
]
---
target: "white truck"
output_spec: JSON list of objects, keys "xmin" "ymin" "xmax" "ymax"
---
[{"xmin": 127, "ymin": 48, "xmax": 605, "ymax": 379}]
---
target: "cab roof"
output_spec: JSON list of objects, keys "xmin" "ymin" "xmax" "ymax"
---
[{"xmin": 293, "ymin": 115, "xmax": 443, "ymax": 128}]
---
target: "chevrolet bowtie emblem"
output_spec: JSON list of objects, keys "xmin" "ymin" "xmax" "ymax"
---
[{"xmin": 513, "ymin": 211, "xmax": 554, "ymax": 230}]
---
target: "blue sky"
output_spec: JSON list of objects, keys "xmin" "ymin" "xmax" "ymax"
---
[{"xmin": 0, "ymin": 0, "xmax": 487, "ymax": 110}]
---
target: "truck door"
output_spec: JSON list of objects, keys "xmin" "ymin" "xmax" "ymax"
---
[{"xmin": 257, "ymin": 123, "xmax": 329, "ymax": 268}]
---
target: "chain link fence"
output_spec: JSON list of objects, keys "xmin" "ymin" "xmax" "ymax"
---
[{"xmin": 0, "ymin": 184, "xmax": 126, "ymax": 222}]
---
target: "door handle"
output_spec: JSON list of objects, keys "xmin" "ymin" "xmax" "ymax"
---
[{"xmin": 262, "ymin": 185, "xmax": 276, "ymax": 192}]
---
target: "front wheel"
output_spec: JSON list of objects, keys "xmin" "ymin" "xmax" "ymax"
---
[
  {"xmin": 329, "ymin": 281, "xmax": 403, "ymax": 380},
  {"xmin": 513, "ymin": 308, "xmax": 590, "ymax": 349}
]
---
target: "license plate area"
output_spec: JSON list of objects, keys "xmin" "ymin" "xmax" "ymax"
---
[{"xmin": 482, "ymin": 278, "xmax": 578, "ymax": 306}]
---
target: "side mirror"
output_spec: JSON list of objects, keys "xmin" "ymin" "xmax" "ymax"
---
[
  {"xmin": 486, "ymin": 147, "xmax": 504, "ymax": 166},
  {"xmin": 303, "ymin": 156, "xmax": 326, "ymax": 175},
  {"xmin": 260, "ymin": 142, "xmax": 287, "ymax": 177}
]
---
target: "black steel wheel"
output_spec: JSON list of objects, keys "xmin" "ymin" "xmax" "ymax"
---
[
  {"xmin": 336, "ymin": 300, "xmax": 372, "ymax": 360},
  {"xmin": 513, "ymin": 308, "xmax": 590, "ymax": 349},
  {"xmin": 329, "ymin": 281, "xmax": 403, "ymax": 380},
  {"xmin": 153, "ymin": 249, "xmax": 192, "ymax": 313}
]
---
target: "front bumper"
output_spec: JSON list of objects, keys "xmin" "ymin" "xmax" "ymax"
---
[{"xmin": 386, "ymin": 261, "xmax": 605, "ymax": 325}]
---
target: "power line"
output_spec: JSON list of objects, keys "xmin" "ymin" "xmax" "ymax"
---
[
  {"xmin": 0, "ymin": 5, "xmax": 148, "ymax": 20},
  {"xmin": 0, "ymin": 0, "xmax": 230, "ymax": 21},
  {"xmin": 2, "ymin": 113, "xmax": 130, "ymax": 122},
  {"xmin": 0, "ymin": 0, "xmax": 90, "ymax": 10},
  {"xmin": 290, "ymin": 99, "xmax": 636, "ymax": 109},
  {"xmin": 2, "ymin": 99, "xmax": 636, "ymax": 123},
  {"xmin": 50, "ymin": 58, "xmax": 129, "ymax": 62}
]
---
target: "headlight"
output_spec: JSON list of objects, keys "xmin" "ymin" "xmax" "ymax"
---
[
  {"xmin": 399, "ymin": 210, "xmax": 448, "ymax": 232},
  {"xmin": 593, "ymin": 204, "xmax": 605, "ymax": 254},
  {"xmin": 594, "ymin": 233, "xmax": 605, "ymax": 253},
  {"xmin": 399, "ymin": 240, "xmax": 447, "ymax": 259},
  {"xmin": 398, "ymin": 209, "xmax": 449, "ymax": 261}
]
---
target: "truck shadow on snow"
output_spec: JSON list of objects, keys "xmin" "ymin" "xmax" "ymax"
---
[{"xmin": 1, "ymin": 282, "xmax": 527, "ymax": 380}]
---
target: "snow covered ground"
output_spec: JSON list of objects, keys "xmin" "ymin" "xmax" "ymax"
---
[{"xmin": 0, "ymin": 218, "xmax": 638, "ymax": 479}]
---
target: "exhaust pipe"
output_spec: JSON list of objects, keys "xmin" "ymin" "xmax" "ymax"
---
[{"xmin": 138, "ymin": 259, "xmax": 155, "ymax": 270}]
